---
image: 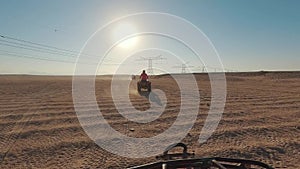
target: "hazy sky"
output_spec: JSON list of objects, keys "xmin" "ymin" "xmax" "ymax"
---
[{"xmin": 0, "ymin": 0, "xmax": 299, "ymax": 75}]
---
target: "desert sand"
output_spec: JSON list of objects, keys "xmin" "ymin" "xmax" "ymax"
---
[{"xmin": 0, "ymin": 72, "xmax": 299, "ymax": 168}]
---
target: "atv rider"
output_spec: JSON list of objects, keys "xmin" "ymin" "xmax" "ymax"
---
[
  {"xmin": 140, "ymin": 70, "xmax": 148, "ymax": 82},
  {"xmin": 138, "ymin": 70, "xmax": 151, "ymax": 92}
]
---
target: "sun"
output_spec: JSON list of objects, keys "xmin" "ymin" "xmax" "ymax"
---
[
  {"xmin": 118, "ymin": 37, "xmax": 138, "ymax": 49},
  {"xmin": 113, "ymin": 23, "xmax": 139, "ymax": 49}
]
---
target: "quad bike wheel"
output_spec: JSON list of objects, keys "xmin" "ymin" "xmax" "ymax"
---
[{"xmin": 137, "ymin": 83, "xmax": 141, "ymax": 92}]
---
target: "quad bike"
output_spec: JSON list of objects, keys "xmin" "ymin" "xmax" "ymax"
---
[
  {"xmin": 127, "ymin": 143, "xmax": 274, "ymax": 169},
  {"xmin": 137, "ymin": 80, "xmax": 151, "ymax": 92}
]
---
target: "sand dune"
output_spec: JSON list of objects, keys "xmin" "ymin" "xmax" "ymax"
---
[{"xmin": 0, "ymin": 72, "xmax": 299, "ymax": 168}]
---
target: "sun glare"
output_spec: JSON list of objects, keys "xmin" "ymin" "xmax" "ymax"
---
[
  {"xmin": 113, "ymin": 23, "xmax": 139, "ymax": 49},
  {"xmin": 118, "ymin": 37, "xmax": 138, "ymax": 49}
]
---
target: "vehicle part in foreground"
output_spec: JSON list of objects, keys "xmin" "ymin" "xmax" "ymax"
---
[{"xmin": 127, "ymin": 143, "xmax": 274, "ymax": 169}]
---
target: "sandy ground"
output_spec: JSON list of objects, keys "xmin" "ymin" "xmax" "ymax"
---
[{"xmin": 0, "ymin": 72, "xmax": 299, "ymax": 168}]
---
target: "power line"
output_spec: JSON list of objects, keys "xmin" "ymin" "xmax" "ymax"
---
[
  {"xmin": 0, "ymin": 42, "xmax": 80, "ymax": 59},
  {"xmin": 0, "ymin": 51, "xmax": 97, "ymax": 65},
  {"xmin": 0, "ymin": 34, "xmax": 105, "ymax": 60},
  {"xmin": 0, "ymin": 33, "xmax": 121, "ymax": 65},
  {"xmin": 0, "ymin": 49, "xmax": 122, "ymax": 66},
  {"xmin": 0, "ymin": 39, "xmax": 77, "ymax": 57},
  {"xmin": 0, "ymin": 34, "xmax": 81, "ymax": 55},
  {"xmin": 0, "ymin": 34, "xmax": 238, "ymax": 72}
]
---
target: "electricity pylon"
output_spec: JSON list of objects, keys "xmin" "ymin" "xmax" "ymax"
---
[
  {"xmin": 173, "ymin": 62, "xmax": 194, "ymax": 73},
  {"xmin": 137, "ymin": 55, "xmax": 165, "ymax": 74}
]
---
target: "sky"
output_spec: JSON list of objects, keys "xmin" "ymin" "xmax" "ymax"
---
[{"xmin": 0, "ymin": 0, "xmax": 299, "ymax": 75}]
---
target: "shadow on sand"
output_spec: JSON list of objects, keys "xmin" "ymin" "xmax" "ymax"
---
[{"xmin": 138, "ymin": 91, "xmax": 163, "ymax": 106}]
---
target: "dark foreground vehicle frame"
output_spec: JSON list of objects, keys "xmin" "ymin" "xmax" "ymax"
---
[{"xmin": 127, "ymin": 143, "xmax": 274, "ymax": 169}]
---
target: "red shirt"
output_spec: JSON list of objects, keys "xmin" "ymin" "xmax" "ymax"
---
[{"xmin": 140, "ymin": 73, "xmax": 148, "ymax": 80}]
